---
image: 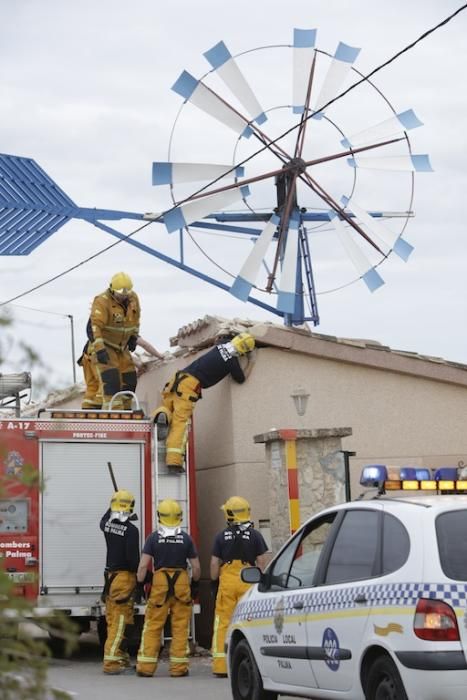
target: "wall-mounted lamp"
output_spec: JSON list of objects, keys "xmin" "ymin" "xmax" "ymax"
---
[{"xmin": 290, "ymin": 386, "xmax": 310, "ymax": 417}]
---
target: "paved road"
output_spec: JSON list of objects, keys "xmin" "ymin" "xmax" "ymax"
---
[
  {"xmin": 46, "ymin": 633, "xmax": 301, "ymax": 700},
  {"xmin": 46, "ymin": 634, "xmax": 229, "ymax": 700}
]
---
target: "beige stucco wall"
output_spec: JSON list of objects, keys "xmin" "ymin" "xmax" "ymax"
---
[{"xmin": 131, "ymin": 345, "xmax": 467, "ymax": 567}]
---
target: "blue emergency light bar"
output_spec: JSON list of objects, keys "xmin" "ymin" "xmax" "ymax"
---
[
  {"xmin": 360, "ymin": 464, "xmax": 467, "ymax": 493},
  {"xmin": 360, "ymin": 465, "xmax": 388, "ymax": 487}
]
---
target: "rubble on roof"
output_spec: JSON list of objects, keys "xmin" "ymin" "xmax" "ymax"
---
[
  {"xmin": 168, "ymin": 314, "xmax": 467, "ymax": 374},
  {"xmin": 133, "ymin": 349, "xmax": 175, "ymax": 375},
  {"xmin": 171, "ymin": 314, "xmax": 312, "ymax": 351}
]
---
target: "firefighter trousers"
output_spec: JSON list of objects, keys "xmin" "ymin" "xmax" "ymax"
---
[
  {"xmin": 211, "ymin": 561, "xmax": 251, "ymax": 675},
  {"xmin": 95, "ymin": 347, "xmax": 137, "ymax": 410},
  {"xmin": 80, "ymin": 348, "xmax": 103, "ymax": 409},
  {"xmin": 136, "ymin": 568, "xmax": 192, "ymax": 677},
  {"xmin": 156, "ymin": 373, "xmax": 201, "ymax": 468},
  {"xmin": 103, "ymin": 570, "xmax": 136, "ymax": 674}
]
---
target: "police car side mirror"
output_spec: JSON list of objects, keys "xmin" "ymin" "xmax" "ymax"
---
[{"xmin": 241, "ymin": 566, "xmax": 262, "ymax": 584}]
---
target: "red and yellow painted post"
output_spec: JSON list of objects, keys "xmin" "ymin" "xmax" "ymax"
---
[{"xmin": 279, "ymin": 429, "xmax": 300, "ymax": 535}]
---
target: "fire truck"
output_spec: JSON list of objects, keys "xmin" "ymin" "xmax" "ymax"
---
[{"xmin": 0, "ymin": 404, "xmax": 198, "ymax": 652}]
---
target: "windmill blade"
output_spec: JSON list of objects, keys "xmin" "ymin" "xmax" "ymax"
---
[
  {"xmin": 152, "ymin": 162, "xmax": 245, "ymax": 186},
  {"xmin": 313, "ymin": 42, "xmax": 361, "ymax": 119},
  {"xmin": 230, "ymin": 214, "xmax": 280, "ymax": 301},
  {"xmin": 341, "ymin": 196, "xmax": 414, "ymax": 261},
  {"xmin": 163, "ymin": 185, "xmax": 250, "ymax": 233},
  {"xmin": 277, "ymin": 217, "xmax": 300, "ymax": 313},
  {"xmin": 172, "ymin": 71, "xmax": 253, "ymax": 138},
  {"xmin": 203, "ymin": 41, "xmax": 267, "ymax": 125},
  {"xmin": 0, "ymin": 153, "xmax": 78, "ymax": 255},
  {"xmin": 292, "ymin": 28, "xmax": 317, "ymax": 114},
  {"xmin": 347, "ymin": 154, "xmax": 433, "ymax": 172},
  {"xmin": 341, "ymin": 109, "xmax": 423, "ymax": 148},
  {"xmin": 392, "ymin": 237, "xmax": 414, "ymax": 262},
  {"xmin": 329, "ymin": 212, "xmax": 384, "ymax": 292}
]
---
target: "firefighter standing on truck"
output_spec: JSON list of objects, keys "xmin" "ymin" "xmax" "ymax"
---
[
  {"xmin": 87, "ymin": 271, "xmax": 141, "ymax": 410},
  {"xmin": 136, "ymin": 499, "xmax": 200, "ymax": 678},
  {"xmin": 210, "ymin": 496, "xmax": 268, "ymax": 677},
  {"xmin": 78, "ymin": 331, "xmax": 164, "ymax": 410},
  {"xmin": 100, "ymin": 490, "xmax": 140, "ymax": 675},
  {"xmin": 153, "ymin": 332, "xmax": 256, "ymax": 473}
]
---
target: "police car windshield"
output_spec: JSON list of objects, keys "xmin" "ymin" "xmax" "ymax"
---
[{"xmin": 436, "ymin": 509, "xmax": 467, "ymax": 580}]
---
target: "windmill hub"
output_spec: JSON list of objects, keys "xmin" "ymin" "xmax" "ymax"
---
[{"xmin": 287, "ymin": 157, "xmax": 307, "ymax": 174}]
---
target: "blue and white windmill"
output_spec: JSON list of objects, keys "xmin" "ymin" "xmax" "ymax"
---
[{"xmin": 0, "ymin": 29, "xmax": 431, "ymax": 326}]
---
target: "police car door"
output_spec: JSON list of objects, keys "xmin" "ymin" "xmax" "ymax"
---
[
  {"xmin": 305, "ymin": 507, "xmax": 380, "ymax": 692},
  {"xmin": 256, "ymin": 511, "xmax": 339, "ymax": 689}
]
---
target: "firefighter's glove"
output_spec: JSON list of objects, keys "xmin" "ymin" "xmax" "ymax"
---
[
  {"xmin": 96, "ymin": 348, "xmax": 110, "ymax": 365},
  {"xmin": 127, "ymin": 335, "xmax": 138, "ymax": 352},
  {"xmin": 190, "ymin": 579, "xmax": 200, "ymax": 600},
  {"xmin": 210, "ymin": 579, "xmax": 219, "ymax": 599},
  {"xmin": 134, "ymin": 582, "xmax": 146, "ymax": 604}
]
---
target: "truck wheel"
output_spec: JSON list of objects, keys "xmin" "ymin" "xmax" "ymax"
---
[
  {"xmin": 48, "ymin": 634, "xmax": 70, "ymax": 659},
  {"xmin": 97, "ymin": 618, "xmax": 107, "ymax": 651},
  {"xmin": 365, "ymin": 655, "xmax": 408, "ymax": 700},
  {"xmin": 230, "ymin": 639, "xmax": 277, "ymax": 700}
]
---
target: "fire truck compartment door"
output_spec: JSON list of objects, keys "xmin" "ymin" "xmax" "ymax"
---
[{"xmin": 40, "ymin": 441, "xmax": 144, "ymax": 590}]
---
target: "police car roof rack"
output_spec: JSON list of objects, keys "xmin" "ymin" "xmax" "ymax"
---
[{"xmin": 359, "ymin": 464, "xmax": 467, "ymax": 498}]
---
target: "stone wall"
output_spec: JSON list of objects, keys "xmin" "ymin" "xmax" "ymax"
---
[{"xmin": 254, "ymin": 428, "xmax": 352, "ymax": 554}]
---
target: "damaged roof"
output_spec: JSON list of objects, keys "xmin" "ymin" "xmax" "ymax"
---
[
  {"xmin": 170, "ymin": 314, "xmax": 467, "ymax": 388},
  {"xmin": 5, "ymin": 314, "xmax": 467, "ymax": 417}
]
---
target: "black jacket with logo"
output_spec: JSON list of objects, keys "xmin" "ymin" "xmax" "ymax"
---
[{"xmin": 100, "ymin": 509, "xmax": 140, "ymax": 572}]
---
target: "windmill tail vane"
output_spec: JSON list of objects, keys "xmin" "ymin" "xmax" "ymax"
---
[{"xmin": 0, "ymin": 27, "xmax": 432, "ymax": 326}]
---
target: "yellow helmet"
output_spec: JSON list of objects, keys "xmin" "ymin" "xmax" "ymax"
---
[
  {"xmin": 110, "ymin": 272, "xmax": 133, "ymax": 294},
  {"xmin": 221, "ymin": 496, "xmax": 251, "ymax": 523},
  {"xmin": 110, "ymin": 490, "xmax": 135, "ymax": 514},
  {"xmin": 157, "ymin": 499, "xmax": 183, "ymax": 527},
  {"xmin": 231, "ymin": 332, "xmax": 255, "ymax": 355}
]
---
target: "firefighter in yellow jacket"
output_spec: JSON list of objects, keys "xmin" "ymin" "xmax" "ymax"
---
[
  {"xmin": 153, "ymin": 332, "xmax": 255, "ymax": 473},
  {"xmin": 100, "ymin": 490, "xmax": 140, "ymax": 675},
  {"xmin": 136, "ymin": 499, "xmax": 200, "ymax": 678},
  {"xmin": 88, "ymin": 272, "xmax": 141, "ymax": 410},
  {"xmin": 210, "ymin": 496, "xmax": 268, "ymax": 677}
]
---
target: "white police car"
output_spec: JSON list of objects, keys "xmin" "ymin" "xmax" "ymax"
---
[{"xmin": 227, "ymin": 465, "xmax": 467, "ymax": 700}]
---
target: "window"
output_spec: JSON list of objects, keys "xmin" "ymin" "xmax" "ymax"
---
[
  {"xmin": 436, "ymin": 510, "xmax": 467, "ymax": 580},
  {"xmin": 324, "ymin": 510, "xmax": 379, "ymax": 584},
  {"xmin": 267, "ymin": 513, "xmax": 337, "ymax": 590},
  {"xmin": 382, "ymin": 512, "xmax": 410, "ymax": 574}
]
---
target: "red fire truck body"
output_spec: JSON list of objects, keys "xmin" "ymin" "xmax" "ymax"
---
[{"xmin": 0, "ymin": 410, "xmax": 197, "ymax": 639}]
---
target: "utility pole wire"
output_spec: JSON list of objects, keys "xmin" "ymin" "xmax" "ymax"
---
[{"xmin": 1, "ymin": 2, "xmax": 466, "ymax": 308}]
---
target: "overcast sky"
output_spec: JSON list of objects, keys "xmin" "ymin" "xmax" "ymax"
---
[{"xmin": 1, "ymin": 0, "xmax": 467, "ymax": 393}]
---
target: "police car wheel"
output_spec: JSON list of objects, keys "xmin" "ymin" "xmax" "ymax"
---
[
  {"xmin": 230, "ymin": 639, "xmax": 277, "ymax": 700},
  {"xmin": 365, "ymin": 655, "xmax": 408, "ymax": 700}
]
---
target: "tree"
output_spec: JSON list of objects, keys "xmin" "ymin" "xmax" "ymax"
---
[{"xmin": 0, "ymin": 572, "xmax": 75, "ymax": 700}]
